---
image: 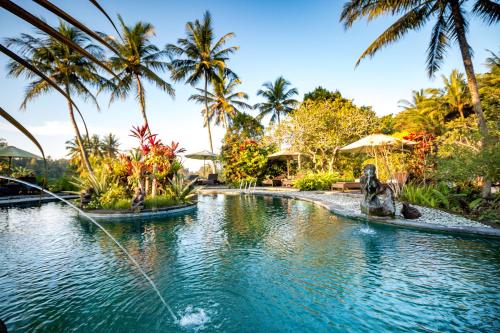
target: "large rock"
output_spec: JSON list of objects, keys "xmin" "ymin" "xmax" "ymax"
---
[{"xmin": 401, "ymin": 203, "xmax": 422, "ymax": 219}]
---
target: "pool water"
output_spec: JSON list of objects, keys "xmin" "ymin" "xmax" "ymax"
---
[{"xmin": 0, "ymin": 195, "xmax": 499, "ymax": 332}]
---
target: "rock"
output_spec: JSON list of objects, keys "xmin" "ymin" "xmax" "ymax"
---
[{"xmin": 401, "ymin": 203, "xmax": 421, "ymax": 219}]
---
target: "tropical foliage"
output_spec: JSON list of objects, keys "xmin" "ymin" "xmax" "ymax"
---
[
  {"xmin": 6, "ymin": 22, "xmax": 107, "ymax": 175},
  {"xmin": 255, "ymin": 76, "xmax": 299, "ymax": 125},
  {"xmin": 189, "ymin": 69, "xmax": 251, "ymax": 128},
  {"xmin": 167, "ymin": 11, "xmax": 238, "ymax": 154},
  {"xmin": 221, "ymin": 113, "xmax": 275, "ymax": 184},
  {"xmin": 340, "ymin": 0, "xmax": 499, "ymax": 196},
  {"xmin": 271, "ymin": 91, "xmax": 377, "ymax": 173},
  {"xmin": 101, "ymin": 17, "xmax": 174, "ymax": 130}
]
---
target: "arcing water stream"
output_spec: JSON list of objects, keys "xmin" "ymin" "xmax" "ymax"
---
[{"xmin": 0, "ymin": 176, "xmax": 178, "ymax": 322}]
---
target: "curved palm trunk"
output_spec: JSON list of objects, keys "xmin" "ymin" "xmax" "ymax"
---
[
  {"xmin": 450, "ymin": 0, "xmax": 491, "ymax": 197},
  {"xmin": 65, "ymin": 83, "xmax": 93, "ymax": 175},
  {"xmin": 135, "ymin": 73, "xmax": 150, "ymax": 132},
  {"xmin": 204, "ymin": 73, "xmax": 215, "ymax": 172},
  {"xmin": 135, "ymin": 73, "xmax": 158, "ymax": 196}
]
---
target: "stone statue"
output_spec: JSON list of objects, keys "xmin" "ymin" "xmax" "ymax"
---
[
  {"xmin": 360, "ymin": 164, "xmax": 395, "ymax": 217},
  {"xmin": 131, "ymin": 187, "xmax": 145, "ymax": 211},
  {"xmin": 80, "ymin": 188, "xmax": 94, "ymax": 208}
]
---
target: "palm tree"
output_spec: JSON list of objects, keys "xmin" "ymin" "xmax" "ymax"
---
[
  {"xmin": 7, "ymin": 22, "xmax": 105, "ymax": 174},
  {"xmin": 66, "ymin": 135, "xmax": 87, "ymax": 173},
  {"xmin": 167, "ymin": 11, "xmax": 238, "ymax": 154},
  {"xmin": 189, "ymin": 69, "xmax": 251, "ymax": 129},
  {"xmin": 340, "ymin": 0, "xmax": 499, "ymax": 196},
  {"xmin": 89, "ymin": 134, "xmax": 102, "ymax": 157},
  {"xmin": 254, "ymin": 76, "xmax": 299, "ymax": 125},
  {"xmin": 441, "ymin": 69, "xmax": 470, "ymax": 119},
  {"xmin": 398, "ymin": 89, "xmax": 428, "ymax": 110},
  {"xmin": 101, "ymin": 133, "xmax": 120, "ymax": 158},
  {"xmin": 102, "ymin": 16, "xmax": 174, "ymax": 131}
]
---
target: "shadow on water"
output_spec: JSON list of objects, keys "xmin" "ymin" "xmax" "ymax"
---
[{"xmin": 0, "ymin": 176, "xmax": 178, "ymax": 322}]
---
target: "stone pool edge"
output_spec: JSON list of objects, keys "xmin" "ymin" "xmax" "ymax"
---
[
  {"xmin": 199, "ymin": 189, "xmax": 500, "ymax": 239},
  {"xmin": 84, "ymin": 203, "xmax": 197, "ymax": 220}
]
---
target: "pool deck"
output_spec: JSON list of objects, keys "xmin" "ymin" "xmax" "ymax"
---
[
  {"xmin": 0, "ymin": 193, "xmax": 79, "ymax": 207},
  {"xmin": 199, "ymin": 187, "xmax": 500, "ymax": 238}
]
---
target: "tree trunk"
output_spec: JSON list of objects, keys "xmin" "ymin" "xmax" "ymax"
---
[
  {"xmin": 135, "ymin": 73, "xmax": 157, "ymax": 196},
  {"xmin": 65, "ymin": 83, "xmax": 93, "ymax": 175},
  {"xmin": 204, "ymin": 73, "xmax": 215, "ymax": 173},
  {"xmin": 450, "ymin": 0, "xmax": 491, "ymax": 197},
  {"xmin": 135, "ymin": 74, "xmax": 150, "ymax": 132}
]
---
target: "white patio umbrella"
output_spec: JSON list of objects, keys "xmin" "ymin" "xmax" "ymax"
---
[
  {"xmin": 268, "ymin": 150, "xmax": 303, "ymax": 178},
  {"xmin": 185, "ymin": 150, "xmax": 218, "ymax": 174},
  {"xmin": 340, "ymin": 134, "xmax": 416, "ymax": 175}
]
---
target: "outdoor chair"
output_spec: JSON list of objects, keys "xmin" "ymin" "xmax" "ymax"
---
[
  {"xmin": 331, "ymin": 181, "xmax": 362, "ymax": 192},
  {"xmin": 200, "ymin": 173, "xmax": 218, "ymax": 186}
]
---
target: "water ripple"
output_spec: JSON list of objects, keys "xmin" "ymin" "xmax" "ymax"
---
[{"xmin": 1, "ymin": 198, "xmax": 499, "ymax": 332}]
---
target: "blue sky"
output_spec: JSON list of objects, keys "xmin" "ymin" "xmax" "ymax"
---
[{"xmin": 0, "ymin": 0, "xmax": 498, "ymax": 171}]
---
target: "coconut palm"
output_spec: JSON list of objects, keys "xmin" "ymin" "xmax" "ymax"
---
[
  {"xmin": 340, "ymin": 0, "xmax": 498, "ymax": 140},
  {"xmin": 398, "ymin": 89, "xmax": 428, "ymax": 110},
  {"xmin": 101, "ymin": 133, "xmax": 120, "ymax": 158},
  {"xmin": 102, "ymin": 16, "xmax": 174, "ymax": 131},
  {"xmin": 88, "ymin": 134, "xmax": 102, "ymax": 157},
  {"xmin": 254, "ymin": 76, "xmax": 299, "ymax": 125},
  {"xmin": 66, "ymin": 135, "xmax": 88, "ymax": 173},
  {"xmin": 6, "ymin": 22, "xmax": 106, "ymax": 174},
  {"xmin": 167, "ymin": 11, "xmax": 238, "ymax": 154},
  {"xmin": 441, "ymin": 69, "xmax": 470, "ymax": 119},
  {"xmin": 340, "ymin": 0, "xmax": 499, "ymax": 196},
  {"xmin": 189, "ymin": 69, "xmax": 251, "ymax": 129}
]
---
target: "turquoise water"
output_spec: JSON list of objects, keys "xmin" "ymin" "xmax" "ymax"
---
[{"xmin": 0, "ymin": 194, "xmax": 499, "ymax": 332}]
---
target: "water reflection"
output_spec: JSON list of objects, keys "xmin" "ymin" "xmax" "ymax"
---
[{"xmin": 1, "ymin": 198, "xmax": 499, "ymax": 332}]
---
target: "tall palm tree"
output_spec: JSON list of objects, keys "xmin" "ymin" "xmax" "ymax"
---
[
  {"xmin": 340, "ymin": 0, "xmax": 499, "ymax": 196},
  {"xmin": 398, "ymin": 89, "xmax": 428, "ymax": 110},
  {"xmin": 440, "ymin": 69, "xmax": 470, "ymax": 119},
  {"xmin": 66, "ymin": 135, "xmax": 88, "ymax": 173},
  {"xmin": 189, "ymin": 69, "xmax": 251, "ymax": 129},
  {"xmin": 102, "ymin": 16, "xmax": 174, "ymax": 131},
  {"xmin": 101, "ymin": 133, "xmax": 120, "ymax": 158},
  {"xmin": 167, "ymin": 11, "xmax": 238, "ymax": 154},
  {"xmin": 7, "ymin": 22, "xmax": 105, "ymax": 174},
  {"xmin": 255, "ymin": 76, "xmax": 299, "ymax": 125},
  {"xmin": 89, "ymin": 134, "xmax": 102, "ymax": 157}
]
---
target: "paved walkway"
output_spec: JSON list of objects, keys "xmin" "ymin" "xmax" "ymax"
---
[{"xmin": 199, "ymin": 187, "xmax": 500, "ymax": 238}]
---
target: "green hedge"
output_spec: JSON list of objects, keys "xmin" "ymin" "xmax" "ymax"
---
[{"xmin": 292, "ymin": 172, "xmax": 353, "ymax": 191}]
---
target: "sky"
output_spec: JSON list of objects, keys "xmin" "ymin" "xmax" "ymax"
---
[{"xmin": 0, "ymin": 0, "xmax": 498, "ymax": 171}]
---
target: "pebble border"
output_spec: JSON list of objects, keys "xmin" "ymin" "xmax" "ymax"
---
[{"xmin": 199, "ymin": 188, "xmax": 500, "ymax": 239}]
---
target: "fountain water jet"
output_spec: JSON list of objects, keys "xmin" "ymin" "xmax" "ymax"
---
[{"xmin": 0, "ymin": 176, "xmax": 178, "ymax": 322}]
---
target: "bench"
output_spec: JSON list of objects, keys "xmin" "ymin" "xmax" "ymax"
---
[{"xmin": 331, "ymin": 182, "xmax": 361, "ymax": 192}]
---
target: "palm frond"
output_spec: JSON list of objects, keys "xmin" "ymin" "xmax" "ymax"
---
[{"xmin": 473, "ymin": 0, "xmax": 500, "ymax": 24}]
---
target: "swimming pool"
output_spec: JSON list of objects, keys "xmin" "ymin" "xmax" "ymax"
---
[{"xmin": 1, "ymin": 194, "xmax": 499, "ymax": 332}]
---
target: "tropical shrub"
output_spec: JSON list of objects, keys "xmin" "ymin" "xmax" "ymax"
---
[
  {"xmin": 293, "ymin": 172, "xmax": 352, "ymax": 191},
  {"xmin": 144, "ymin": 194, "xmax": 178, "ymax": 209},
  {"xmin": 99, "ymin": 183, "xmax": 129, "ymax": 209},
  {"xmin": 221, "ymin": 115, "xmax": 274, "ymax": 183},
  {"xmin": 11, "ymin": 166, "xmax": 35, "ymax": 178},
  {"xmin": 48, "ymin": 177, "xmax": 78, "ymax": 192},
  {"xmin": 167, "ymin": 175, "xmax": 198, "ymax": 204}
]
